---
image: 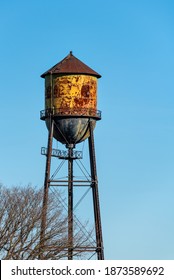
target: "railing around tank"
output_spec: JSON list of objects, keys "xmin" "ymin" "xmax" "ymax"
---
[{"xmin": 40, "ymin": 108, "xmax": 102, "ymax": 120}]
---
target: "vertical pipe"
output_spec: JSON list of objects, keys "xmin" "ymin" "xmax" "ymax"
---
[
  {"xmin": 88, "ymin": 120, "xmax": 104, "ymax": 260},
  {"xmin": 68, "ymin": 145, "xmax": 73, "ymax": 260},
  {"xmin": 39, "ymin": 118, "xmax": 54, "ymax": 259}
]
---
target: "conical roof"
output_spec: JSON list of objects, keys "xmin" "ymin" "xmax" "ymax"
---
[{"xmin": 41, "ymin": 51, "xmax": 101, "ymax": 78}]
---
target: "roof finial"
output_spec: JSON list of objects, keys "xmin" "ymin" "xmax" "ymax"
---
[{"xmin": 70, "ymin": 50, "xmax": 73, "ymax": 56}]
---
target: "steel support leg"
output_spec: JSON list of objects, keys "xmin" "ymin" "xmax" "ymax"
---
[
  {"xmin": 88, "ymin": 120, "xmax": 104, "ymax": 260},
  {"xmin": 68, "ymin": 145, "xmax": 74, "ymax": 260},
  {"xmin": 39, "ymin": 118, "xmax": 54, "ymax": 259}
]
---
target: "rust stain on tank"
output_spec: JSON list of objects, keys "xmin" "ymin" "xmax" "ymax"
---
[{"xmin": 45, "ymin": 74, "xmax": 97, "ymax": 116}]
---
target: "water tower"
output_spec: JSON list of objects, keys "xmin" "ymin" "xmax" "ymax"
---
[{"xmin": 40, "ymin": 51, "xmax": 104, "ymax": 260}]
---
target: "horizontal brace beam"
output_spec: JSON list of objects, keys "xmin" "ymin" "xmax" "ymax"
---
[
  {"xmin": 46, "ymin": 246, "xmax": 98, "ymax": 252},
  {"xmin": 49, "ymin": 179, "xmax": 91, "ymax": 183},
  {"xmin": 49, "ymin": 184, "xmax": 91, "ymax": 187}
]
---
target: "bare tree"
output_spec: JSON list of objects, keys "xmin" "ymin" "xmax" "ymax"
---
[{"xmin": 0, "ymin": 184, "xmax": 94, "ymax": 260}]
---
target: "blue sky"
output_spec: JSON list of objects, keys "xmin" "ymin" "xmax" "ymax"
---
[{"xmin": 0, "ymin": 0, "xmax": 174, "ymax": 259}]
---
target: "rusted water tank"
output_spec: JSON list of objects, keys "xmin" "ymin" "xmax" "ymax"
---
[{"xmin": 40, "ymin": 51, "xmax": 101, "ymax": 145}]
